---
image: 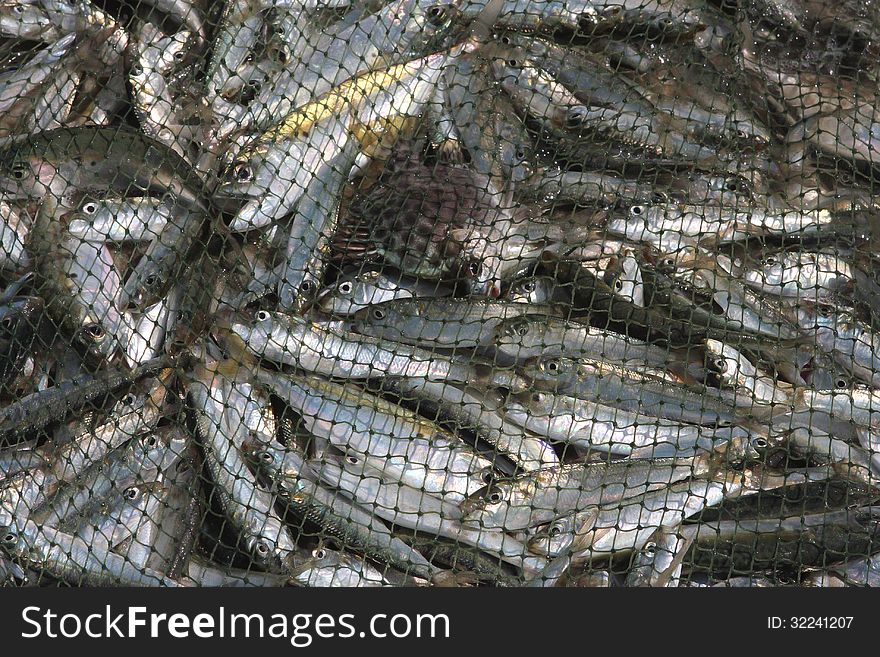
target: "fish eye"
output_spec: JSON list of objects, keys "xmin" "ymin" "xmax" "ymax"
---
[
  {"xmin": 122, "ymin": 393, "xmax": 137, "ymax": 406},
  {"xmin": 644, "ymin": 541, "xmax": 657, "ymax": 555},
  {"xmin": 255, "ymin": 310, "xmax": 271, "ymax": 322},
  {"xmin": 514, "ymin": 148, "xmax": 526, "ymax": 160},
  {"xmin": 713, "ymin": 357, "xmax": 728, "ymax": 373},
  {"xmin": 144, "ymin": 273, "xmax": 159, "ymax": 288},
  {"xmin": 566, "ymin": 106, "xmax": 589, "ymax": 127},
  {"xmin": 145, "ymin": 435, "xmax": 159, "ymax": 448},
  {"xmin": 836, "ymin": 377, "xmax": 849, "ymax": 389},
  {"xmin": 254, "ymin": 540, "xmax": 270, "ymax": 556},
  {"xmin": 544, "ymin": 359, "xmax": 560, "ymax": 373},
  {"xmin": 300, "ymin": 278, "xmax": 316, "ymax": 295},
  {"xmin": 123, "ymin": 487, "xmax": 140, "ymax": 500},
  {"xmin": 231, "ymin": 162, "xmax": 253, "ymax": 183},
  {"xmin": 10, "ymin": 163, "xmax": 28, "ymax": 180},
  {"xmin": 753, "ymin": 437, "xmax": 769, "ymax": 449},
  {"xmin": 312, "ymin": 548, "xmax": 327, "ymax": 559},
  {"xmin": 480, "ymin": 470, "xmax": 494, "ymax": 484},
  {"xmin": 2, "ymin": 532, "xmax": 16, "ymax": 544},
  {"xmin": 372, "ymin": 308, "xmax": 386, "ymax": 320},
  {"xmin": 467, "ymin": 260, "xmax": 482, "ymax": 277},
  {"xmin": 613, "ymin": 278, "xmax": 624, "ymax": 292},
  {"xmin": 82, "ymin": 201, "xmax": 99, "ymax": 214},
  {"xmin": 506, "ymin": 58, "xmax": 520, "ymax": 68},
  {"xmin": 337, "ymin": 281, "xmax": 353, "ymax": 295},
  {"xmin": 130, "ymin": 64, "xmax": 143, "ymax": 76},
  {"xmin": 548, "ymin": 524, "xmax": 563, "ymax": 536},
  {"xmin": 12, "ymin": 5, "xmax": 24, "ymax": 13},
  {"xmin": 83, "ymin": 323, "xmax": 106, "ymax": 341},
  {"xmin": 516, "ymin": 323, "xmax": 529, "ymax": 337},
  {"xmin": 630, "ymin": 205, "xmax": 644, "ymax": 216},
  {"xmin": 346, "ymin": 455, "xmax": 359, "ymax": 465},
  {"xmin": 531, "ymin": 392, "xmax": 544, "ymax": 403},
  {"xmin": 663, "ymin": 257, "xmax": 675, "ymax": 268},
  {"xmin": 724, "ymin": 179, "xmax": 741, "ymax": 191},
  {"xmin": 1, "ymin": 316, "xmax": 13, "ymax": 330},
  {"xmin": 487, "ymin": 490, "xmax": 503, "ymax": 504},
  {"xmin": 763, "ymin": 256, "xmax": 777, "ymax": 266},
  {"xmin": 260, "ymin": 451, "xmax": 274, "ymax": 463},
  {"xmin": 426, "ymin": 4, "xmax": 450, "ymax": 24}
]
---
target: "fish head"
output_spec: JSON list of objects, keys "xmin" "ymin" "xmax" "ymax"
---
[
  {"xmin": 508, "ymin": 390, "xmax": 551, "ymax": 417},
  {"xmin": 243, "ymin": 441, "xmax": 284, "ymax": 475},
  {"xmin": 0, "ymin": 526, "xmax": 27, "ymax": 559},
  {"xmin": 316, "ymin": 270, "xmax": 379, "ymax": 315},
  {"xmin": 459, "ymin": 477, "xmax": 527, "ymax": 529},
  {"xmin": 215, "ymin": 144, "xmax": 275, "ymax": 200},
  {"xmin": 0, "ymin": 296, "xmax": 40, "ymax": 339},
  {"xmin": 795, "ymin": 301, "xmax": 839, "ymax": 332},
  {"xmin": 212, "ymin": 307, "xmax": 256, "ymax": 342},
  {"xmin": 745, "ymin": 253, "xmax": 785, "ymax": 288},
  {"xmin": 246, "ymin": 533, "xmax": 297, "ymax": 573},
  {"xmin": 121, "ymin": 260, "xmax": 171, "ymax": 312},
  {"xmin": 496, "ymin": 316, "xmax": 538, "ymax": 343},
  {"xmin": 408, "ymin": 0, "xmax": 465, "ymax": 52},
  {"xmin": 496, "ymin": 125, "xmax": 535, "ymax": 184},
  {"xmin": 447, "ymin": 229, "xmax": 503, "ymax": 298},
  {"xmin": 532, "ymin": 355, "xmax": 576, "ymax": 380},
  {"xmin": 0, "ymin": 1, "xmax": 54, "ymax": 40},
  {"xmin": 104, "ymin": 377, "xmax": 154, "ymax": 418},
  {"xmin": 73, "ymin": 316, "xmax": 130, "ymax": 366},
  {"xmin": 505, "ymin": 276, "xmax": 553, "ymax": 304},
  {"xmin": 704, "ymin": 339, "xmax": 740, "ymax": 379},
  {"xmin": 526, "ymin": 514, "xmax": 577, "ymax": 557},
  {"xmin": 0, "ymin": 154, "xmax": 53, "ymax": 200}
]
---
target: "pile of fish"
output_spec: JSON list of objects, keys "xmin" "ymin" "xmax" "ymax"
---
[{"xmin": 1, "ymin": 0, "xmax": 880, "ymax": 587}]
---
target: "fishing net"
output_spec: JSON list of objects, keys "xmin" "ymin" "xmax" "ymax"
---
[{"xmin": 0, "ymin": 0, "xmax": 879, "ymax": 589}]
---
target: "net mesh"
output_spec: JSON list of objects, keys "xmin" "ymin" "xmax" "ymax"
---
[{"xmin": 0, "ymin": 0, "xmax": 878, "ymax": 588}]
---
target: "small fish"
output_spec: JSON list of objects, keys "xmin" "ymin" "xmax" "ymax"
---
[{"xmin": 315, "ymin": 269, "xmax": 453, "ymax": 316}]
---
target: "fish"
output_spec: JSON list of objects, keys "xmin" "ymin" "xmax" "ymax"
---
[
  {"xmin": 315, "ymin": 268, "xmax": 453, "ymax": 316},
  {"xmin": 0, "ymin": 126, "xmax": 208, "ymax": 211},
  {"xmin": 350, "ymin": 298, "xmax": 565, "ymax": 349},
  {"xmin": 0, "ymin": 520, "xmax": 190, "ymax": 586},
  {"xmin": 66, "ymin": 196, "xmax": 173, "ymax": 243},
  {"xmin": 243, "ymin": 439, "xmax": 442, "ymax": 582},
  {"xmin": 460, "ymin": 454, "xmax": 712, "ymax": 531},
  {"xmin": 502, "ymin": 389, "xmax": 753, "ymax": 457},
  {"xmin": 222, "ymin": 309, "xmax": 528, "ymax": 390},
  {"xmin": 255, "ymin": 369, "xmax": 498, "ymax": 503},
  {"xmin": 0, "ymin": 355, "xmax": 175, "ymax": 446},
  {"xmin": 0, "ymin": 2, "xmax": 874, "ymax": 590},
  {"xmin": 378, "ymin": 377, "xmax": 560, "ymax": 472},
  {"xmin": 188, "ymin": 361, "xmax": 298, "ymax": 572}
]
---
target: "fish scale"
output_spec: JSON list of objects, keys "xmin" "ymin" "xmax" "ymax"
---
[{"xmin": 0, "ymin": 0, "xmax": 876, "ymax": 591}]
